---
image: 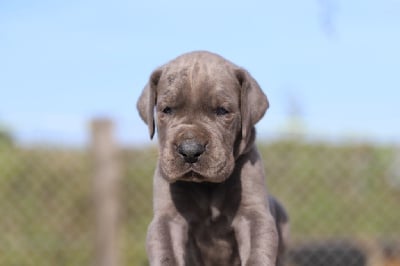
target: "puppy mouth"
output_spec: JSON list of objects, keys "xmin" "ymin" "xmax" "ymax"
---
[
  {"xmin": 178, "ymin": 169, "xmax": 227, "ymax": 183},
  {"xmin": 161, "ymin": 152, "xmax": 232, "ymax": 183},
  {"xmin": 180, "ymin": 170, "xmax": 205, "ymax": 182}
]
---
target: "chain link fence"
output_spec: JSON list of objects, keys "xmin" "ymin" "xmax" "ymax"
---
[{"xmin": 0, "ymin": 120, "xmax": 399, "ymax": 266}]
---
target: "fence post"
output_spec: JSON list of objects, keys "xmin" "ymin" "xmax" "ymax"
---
[{"xmin": 91, "ymin": 119, "xmax": 120, "ymax": 266}]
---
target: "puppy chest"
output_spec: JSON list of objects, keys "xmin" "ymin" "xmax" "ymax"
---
[{"xmin": 185, "ymin": 215, "xmax": 240, "ymax": 266}]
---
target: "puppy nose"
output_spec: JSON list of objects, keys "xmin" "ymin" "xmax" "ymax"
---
[{"xmin": 178, "ymin": 140, "xmax": 205, "ymax": 163}]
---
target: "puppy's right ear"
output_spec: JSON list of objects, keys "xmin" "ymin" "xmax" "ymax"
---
[
  {"xmin": 137, "ymin": 68, "xmax": 163, "ymax": 139},
  {"xmin": 236, "ymin": 68, "xmax": 269, "ymax": 134}
]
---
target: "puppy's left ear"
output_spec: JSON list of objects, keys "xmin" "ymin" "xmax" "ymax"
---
[
  {"xmin": 235, "ymin": 68, "xmax": 269, "ymax": 147},
  {"xmin": 137, "ymin": 68, "xmax": 163, "ymax": 139}
]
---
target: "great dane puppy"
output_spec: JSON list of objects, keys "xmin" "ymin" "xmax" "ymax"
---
[{"xmin": 137, "ymin": 51, "xmax": 288, "ymax": 266}]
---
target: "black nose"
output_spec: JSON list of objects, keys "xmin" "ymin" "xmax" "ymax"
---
[{"xmin": 177, "ymin": 140, "xmax": 205, "ymax": 163}]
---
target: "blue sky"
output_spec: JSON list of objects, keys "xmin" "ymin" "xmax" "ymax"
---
[{"xmin": 1, "ymin": 0, "xmax": 399, "ymax": 146}]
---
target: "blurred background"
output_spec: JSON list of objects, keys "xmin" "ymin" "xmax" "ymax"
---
[{"xmin": 1, "ymin": 0, "xmax": 399, "ymax": 265}]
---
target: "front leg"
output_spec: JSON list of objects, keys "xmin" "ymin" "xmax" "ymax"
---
[
  {"xmin": 233, "ymin": 212, "xmax": 279, "ymax": 266},
  {"xmin": 146, "ymin": 215, "xmax": 188, "ymax": 266}
]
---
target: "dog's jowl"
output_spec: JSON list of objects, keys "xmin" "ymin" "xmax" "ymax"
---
[{"xmin": 137, "ymin": 51, "xmax": 288, "ymax": 266}]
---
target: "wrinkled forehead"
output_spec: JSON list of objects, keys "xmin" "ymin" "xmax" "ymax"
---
[{"xmin": 157, "ymin": 61, "xmax": 240, "ymax": 106}]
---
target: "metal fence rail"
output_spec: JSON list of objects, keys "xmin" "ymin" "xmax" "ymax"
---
[{"xmin": 0, "ymin": 120, "xmax": 399, "ymax": 266}]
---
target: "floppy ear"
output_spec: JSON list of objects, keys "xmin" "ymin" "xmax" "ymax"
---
[
  {"xmin": 136, "ymin": 68, "xmax": 163, "ymax": 139},
  {"xmin": 235, "ymin": 68, "xmax": 269, "ymax": 144}
]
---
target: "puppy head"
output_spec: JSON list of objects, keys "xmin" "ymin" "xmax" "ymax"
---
[{"xmin": 137, "ymin": 51, "xmax": 268, "ymax": 183}]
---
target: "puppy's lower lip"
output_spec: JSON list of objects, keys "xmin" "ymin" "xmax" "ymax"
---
[
  {"xmin": 187, "ymin": 171, "xmax": 201, "ymax": 177},
  {"xmin": 182, "ymin": 171, "xmax": 204, "ymax": 181}
]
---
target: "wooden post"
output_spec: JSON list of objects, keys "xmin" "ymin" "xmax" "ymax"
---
[{"xmin": 91, "ymin": 119, "xmax": 120, "ymax": 266}]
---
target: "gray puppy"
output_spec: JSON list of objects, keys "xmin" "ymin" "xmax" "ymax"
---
[{"xmin": 137, "ymin": 51, "xmax": 288, "ymax": 266}]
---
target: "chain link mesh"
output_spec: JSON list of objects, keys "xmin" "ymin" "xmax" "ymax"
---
[{"xmin": 1, "ymin": 137, "xmax": 399, "ymax": 265}]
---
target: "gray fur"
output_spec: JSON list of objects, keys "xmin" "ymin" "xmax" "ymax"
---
[{"xmin": 137, "ymin": 51, "xmax": 288, "ymax": 266}]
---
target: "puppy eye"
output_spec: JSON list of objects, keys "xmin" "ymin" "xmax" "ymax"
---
[
  {"xmin": 162, "ymin": 107, "xmax": 173, "ymax": 114},
  {"xmin": 215, "ymin": 107, "xmax": 229, "ymax": 116}
]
